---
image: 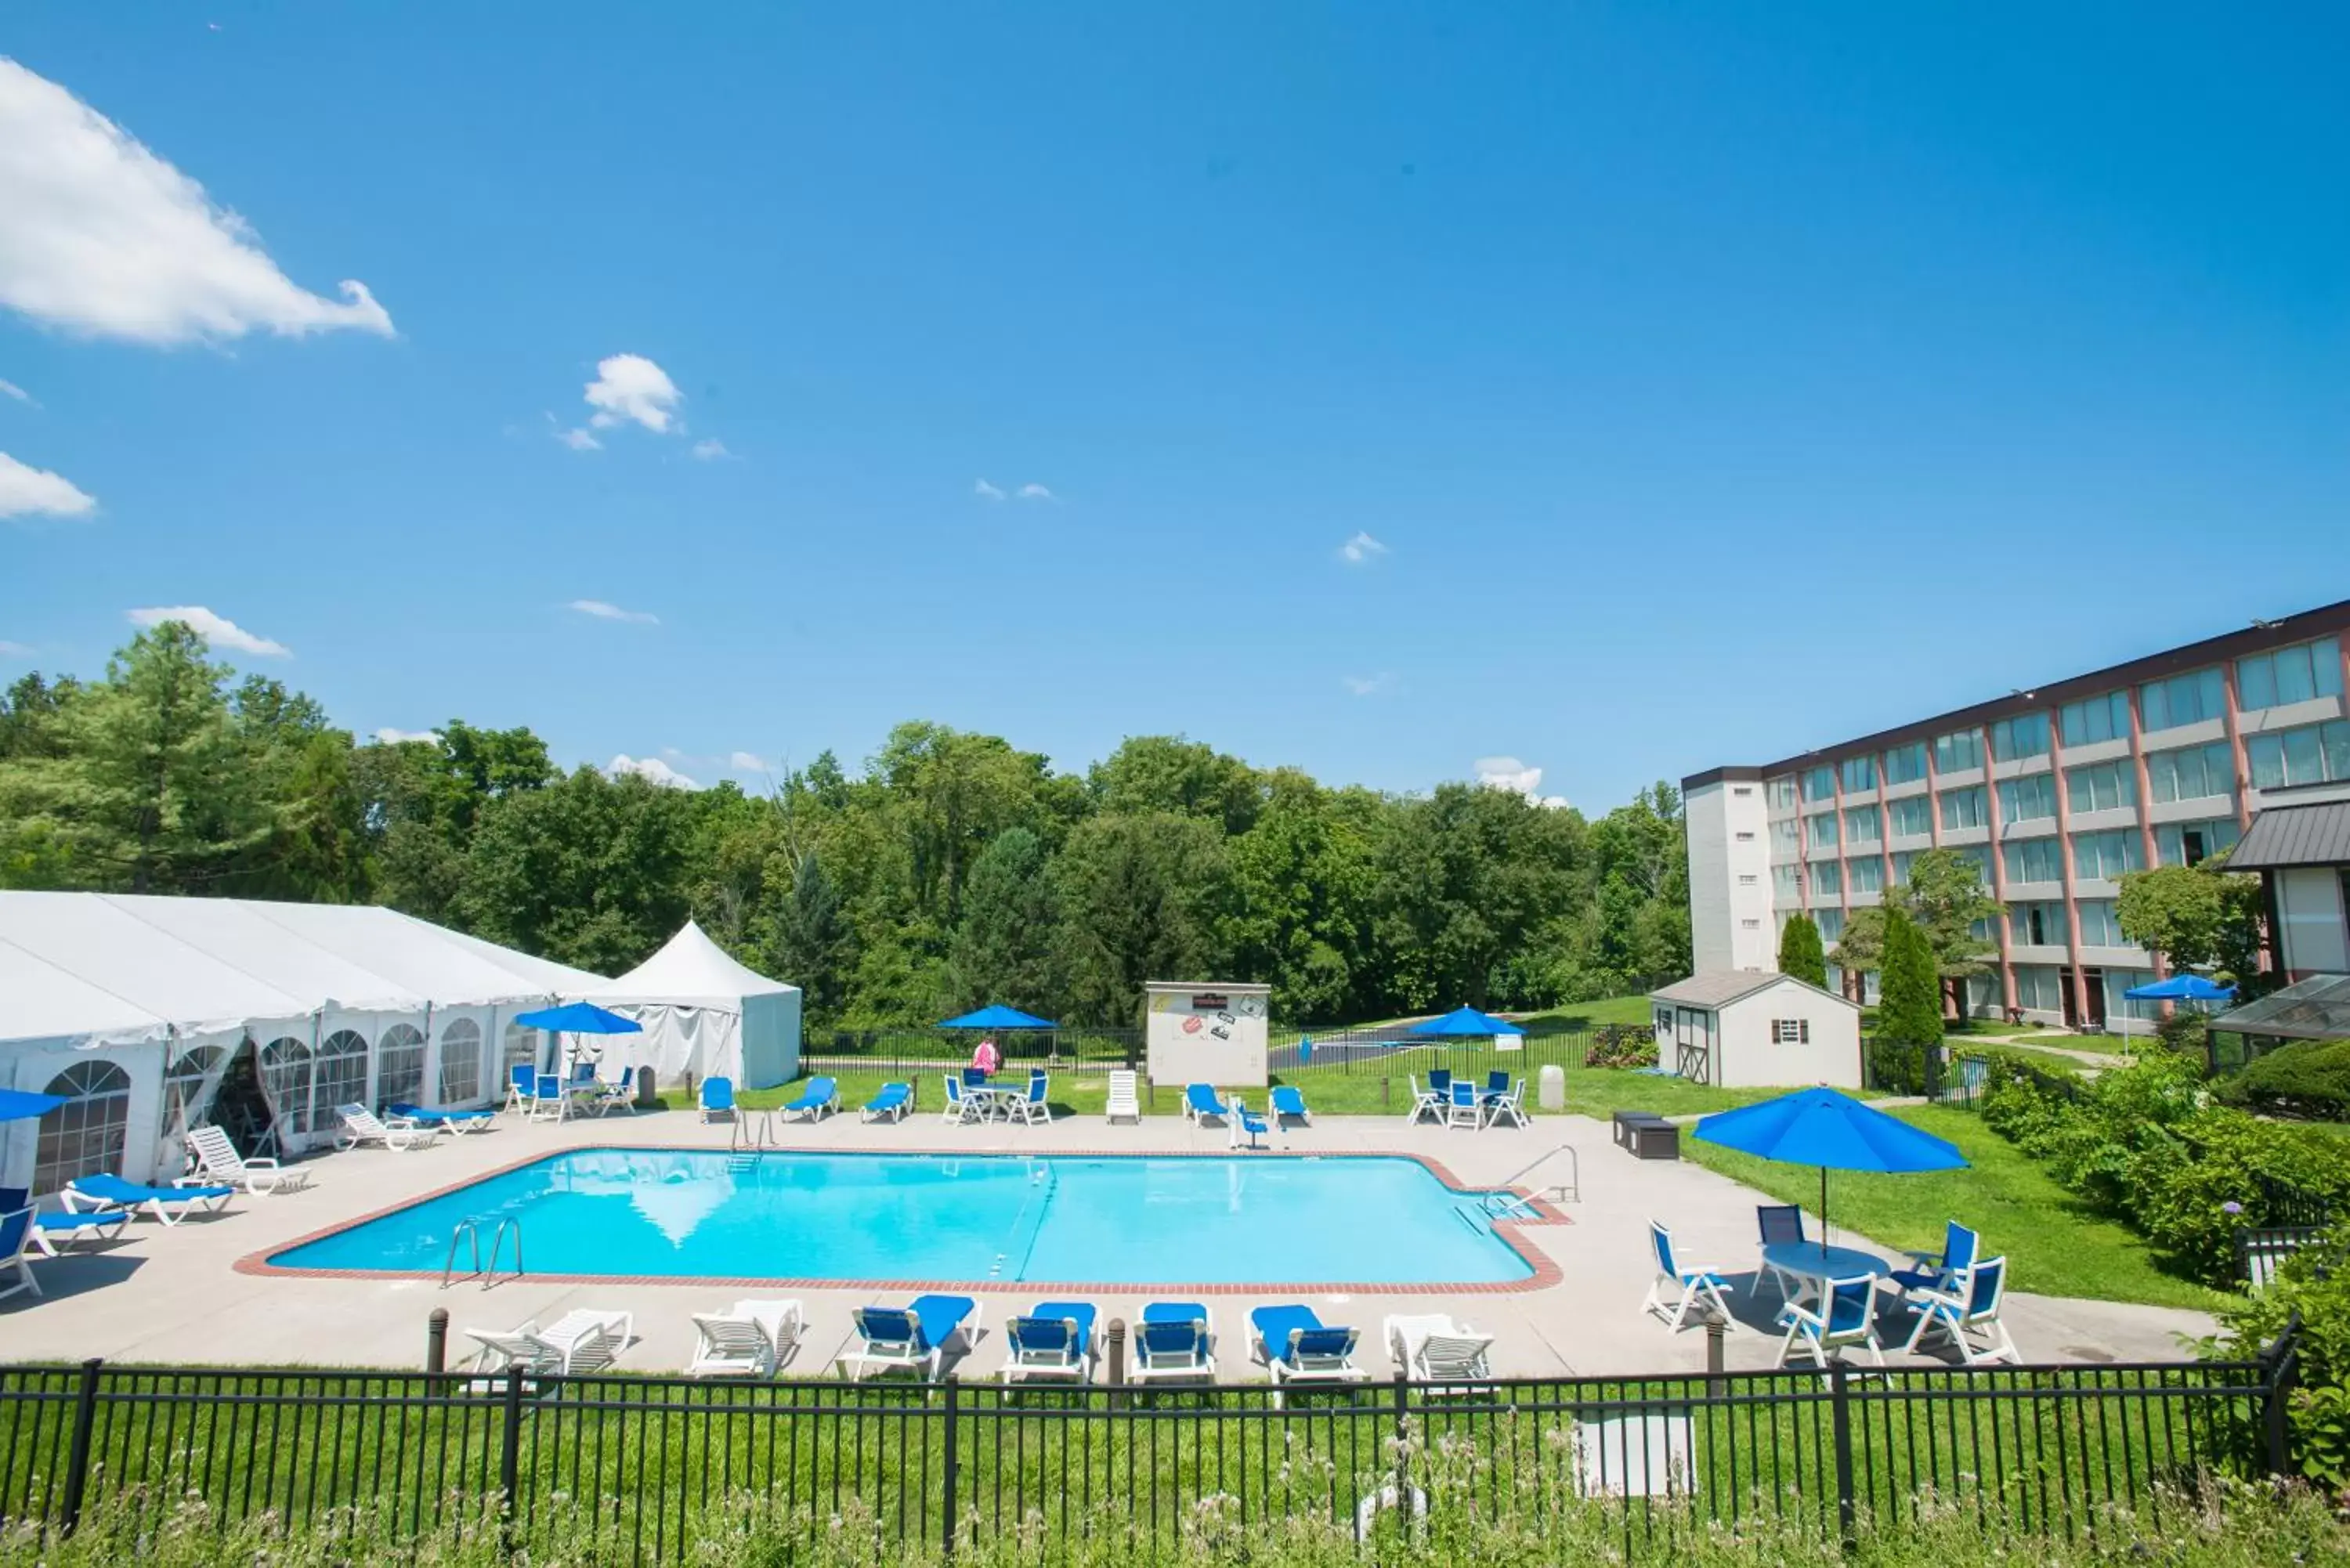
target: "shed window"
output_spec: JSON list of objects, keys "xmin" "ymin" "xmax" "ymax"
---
[{"xmin": 1771, "ymin": 1018, "xmax": 1811, "ymax": 1045}]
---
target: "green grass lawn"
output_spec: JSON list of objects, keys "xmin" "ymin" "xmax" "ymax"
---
[{"xmin": 1682, "ymin": 1104, "xmax": 2231, "ymax": 1313}]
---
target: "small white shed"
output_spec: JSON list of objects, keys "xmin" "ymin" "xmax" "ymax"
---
[{"xmin": 1648, "ymin": 973, "xmax": 1862, "ymax": 1089}]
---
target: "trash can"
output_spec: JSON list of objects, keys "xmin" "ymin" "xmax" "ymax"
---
[{"xmin": 1538, "ymin": 1063, "xmax": 1567, "ymax": 1112}]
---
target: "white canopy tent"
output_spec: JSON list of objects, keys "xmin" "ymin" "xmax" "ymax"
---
[
  {"xmin": 0, "ymin": 891, "xmax": 606, "ymax": 1191},
  {"xmin": 584, "ymin": 921, "xmax": 801, "ymax": 1090}
]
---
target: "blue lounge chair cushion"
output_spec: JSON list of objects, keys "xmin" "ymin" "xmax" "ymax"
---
[
  {"xmin": 71, "ymin": 1174, "xmax": 234, "ymax": 1207},
  {"xmin": 1251, "ymin": 1305, "xmax": 1327, "ymax": 1363},
  {"xmin": 1017, "ymin": 1301, "xmax": 1097, "ymax": 1357},
  {"xmin": 1271, "ymin": 1086, "xmax": 1307, "ymax": 1117},
  {"xmin": 910, "ymin": 1293, "xmax": 975, "ymax": 1351},
  {"xmin": 390, "ymin": 1104, "xmax": 494, "ymax": 1125},
  {"xmin": 1185, "ymin": 1084, "xmax": 1226, "ymax": 1116},
  {"xmin": 786, "ymin": 1077, "xmax": 837, "ymax": 1111},
  {"xmin": 1143, "ymin": 1302, "xmax": 1207, "ymax": 1324},
  {"xmin": 37, "ymin": 1211, "xmax": 125, "ymax": 1235},
  {"xmin": 701, "ymin": 1078, "xmax": 736, "ymax": 1110},
  {"xmin": 866, "ymin": 1084, "xmax": 910, "ymax": 1113}
]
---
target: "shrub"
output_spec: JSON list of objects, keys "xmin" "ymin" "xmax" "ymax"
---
[
  {"xmin": 2215, "ymin": 1039, "xmax": 2350, "ymax": 1120},
  {"xmin": 1584, "ymin": 1024, "xmax": 1658, "ymax": 1068},
  {"xmin": 2208, "ymin": 1228, "xmax": 2350, "ymax": 1492}
]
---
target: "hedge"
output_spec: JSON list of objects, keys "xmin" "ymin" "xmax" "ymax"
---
[{"xmin": 2212, "ymin": 1038, "xmax": 2350, "ymax": 1120}]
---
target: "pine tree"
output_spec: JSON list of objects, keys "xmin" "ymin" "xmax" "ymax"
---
[
  {"xmin": 1877, "ymin": 905, "xmax": 1945, "ymax": 1047},
  {"xmin": 1777, "ymin": 912, "xmax": 1828, "ymax": 988}
]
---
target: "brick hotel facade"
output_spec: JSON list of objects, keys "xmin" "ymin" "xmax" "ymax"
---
[{"xmin": 1683, "ymin": 601, "xmax": 2350, "ymax": 1033}]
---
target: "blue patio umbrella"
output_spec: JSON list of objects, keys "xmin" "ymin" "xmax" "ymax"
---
[
  {"xmin": 1408, "ymin": 1006, "xmax": 1528, "ymax": 1039},
  {"xmin": 0, "ymin": 1089, "xmax": 66, "ymax": 1123},
  {"xmin": 2124, "ymin": 974, "xmax": 2236, "ymax": 1002},
  {"xmin": 1694, "ymin": 1086, "xmax": 1967, "ymax": 1244},
  {"xmin": 512, "ymin": 1002, "xmax": 644, "ymax": 1035},
  {"xmin": 937, "ymin": 1005, "xmax": 1058, "ymax": 1030}
]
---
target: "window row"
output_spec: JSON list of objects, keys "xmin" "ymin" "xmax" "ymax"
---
[
  {"xmin": 2245, "ymin": 719, "xmax": 2350, "ymax": 792},
  {"xmin": 2140, "ymin": 667, "xmax": 2225, "ymax": 732},
  {"xmin": 2013, "ymin": 898, "xmax": 2127, "ymax": 948},
  {"xmin": 2060, "ymin": 690, "xmax": 2131, "ymax": 746},
  {"xmin": 2147, "ymin": 742, "xmax": 2232, "ymax": 804},
  {"xmin": 2237, "ymin": 637, "xmax": 2341, "ymax": 712}
]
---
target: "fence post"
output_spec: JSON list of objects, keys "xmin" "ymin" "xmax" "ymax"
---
[
  {"xmin": 939, "ymin": 1375, "xmax": 961, "ymax": 1560},
  {"xmin": 1104, "ymin": 1318, "xmax": 1128, "ymax": 1407},
  {"xmin": 2261, "ymin": 1311, "xmax": 2302, "ymax": 1477},
  {"xmin": 57, "ymin": 1357, "xmax": 102, "ymax": 1538},
  {"xmin": 497, "ymin": 1364, "xmax": 525, "ymax": 1555},
  {"xmin": 1828, "ymin": 1360, "xmax": 1857, "ymax": 1548},
  {"xmin": 425, "ymin": 1307, "xmax": 450, "ymax": 1393},
  {"xmin": 1705, "ymin": 1310, "xmax": 1727, "ymax": 1400}
]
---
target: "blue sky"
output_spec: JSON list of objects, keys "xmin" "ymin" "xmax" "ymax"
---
[{"xmin": 2, "ymin": 4, "xmax": 2344, "ymax": 808}]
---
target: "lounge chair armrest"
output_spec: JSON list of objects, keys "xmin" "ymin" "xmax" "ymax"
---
[{"xmin": 57, "ymin": 1189, "xmax": 107, "ymax": 1213}]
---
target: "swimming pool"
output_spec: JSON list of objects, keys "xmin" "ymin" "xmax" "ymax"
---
[{"xmin": 267, "ymin": 1149, "xmax": 1537, "ymax": 1287}]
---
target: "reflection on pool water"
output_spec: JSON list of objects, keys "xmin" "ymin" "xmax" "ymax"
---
[{"xmin": 269, "ymin": 1149, "xmax": 1535, "ymax": 1285}]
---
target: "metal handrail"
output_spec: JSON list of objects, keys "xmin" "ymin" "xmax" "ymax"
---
[
  {"xmin": 1491, "ymin": 1142, "xmax": 1580, "ymax": 1205},
  {"xmin": 730, "ymin": 1111, "xmax": 776, "ymax": 1152},
  {"xmin": 443, "ymin": 1216, "xmax": 524, "ymax": 1290},
  {"xmin": 482, "ymin": 1217, "xmax": 523, "ymax": 1289},
  {"xmin": 439, "ymin": 1220, "xmax": 482, "ymax": 1290}
]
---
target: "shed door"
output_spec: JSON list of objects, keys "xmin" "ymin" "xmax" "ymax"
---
[{"xmin": 1674, "ymin": 1007, "xmax": 1714, "ymax": 1084}]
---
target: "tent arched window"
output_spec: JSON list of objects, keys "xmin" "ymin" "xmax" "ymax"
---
[
  {"xmin": 502, "ymin": 1018, "xmax": 540, "ymax": 1086},
  {"xmin": 313, "ymin": 1029, "xmax": 370, "ymax": 1120},
  {"xmin": 375, "ymin": 1023, "xmax": 426, "ymax": 1110},
  {"xmin": 260, "ymin": 1037, "xmax": 315, "ymax": 1136},
  {"xmin": 34, "ymin": 1060, "xmax": 133, "ymax": 1195},
  {"xmin": 164, "ymin": 1043, "xmax": 225, "ymax": 1137},
  {"xmin": 436, "ymin": 1017, "xmax": 483, "ymax": 1106}
]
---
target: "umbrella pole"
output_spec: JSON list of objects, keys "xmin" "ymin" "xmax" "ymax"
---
[{"xmin": 1820, "ymin": 1166, "xmax": 1830, "ymax": 1249}]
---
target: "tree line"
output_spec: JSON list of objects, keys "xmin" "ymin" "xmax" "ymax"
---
[{"xmin": 0, "ymin": 623, "xmax": 1694, "ymax": 1029}]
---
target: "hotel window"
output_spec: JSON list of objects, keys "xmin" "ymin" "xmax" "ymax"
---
[
  {"xmin": 1770, "ymin": 819, "xmax": 1801, "ymax": 856},
  {"xmin": 2106, "ymin": 969, "xmax": 2160, "ymax": 1023},
  {"xmin": 1932, "ymin": 729, "xmax": 1984, "ymax": 774},
  {"xmin": 1771, "ymin": 1019, "xmax": 1811, "ymax": 1045},
  {"xmin": 2005, "ymin": 837, "xmax": 2064, "ymax": 885},
  {"xmin": 1848, "ymin": 856, "xmax": 1885, "ymax": 894},
  {"xmin": 1889, "ymin": 795, "xmax": 1932, "ymax": 838},
  {"xmin": 1890, "ymin": 850, "xmax": 1918, "ymax": 885},
  {"xmin": 1940, "ymin": 786, "xmax": 1987, "ymax": 831},
  {"xmin": 1815, "ymin": 909, "xmax": 1846, "ymax": 941},
  {"xmin": 1810, "ymin": 860, "xmax": 1842, "ymax": 897},
  {"xmin": 1884, "ymin": 742, "xmax": 1928, "ymax": 786},
  {"xmin": 1845, "ymin": 804, "xmax": 1881, "ymax": 845},
  {"xmin": 1952, "ymin": 844, "xmax": 1994, "ymax": 881},
  {"xmin": 1808, "ymin": 811, "xmax": 1839, "ymax": 852},
  {"xmin": 2139, "ymin": 667, "xmax": 2225, "ymax": 732},
  {"xmin": 2245, "ymin": 720, "xmax": 2350, "ymax": 790},
  {"xmin": 2156, "ymin": 818, "xmax": 2240, "ymax": 867},
  {"xmin": 2009, "ymin": 901, "xmax": 2068, "ymax": 948},
  {"xmin": 2064, "ymin": 759, "xmax": 2136, "ymax": 815},
  {"xmin": 1990, "ymin": 712, "xmax": 2051, "ymax": 761},
  {"xmin": 1840, "ymin": 756, "xmax": 1876, "ymax": 793},
  {"xmin": 2146, "ymin": 742, "xmax": 2232, "ymax": 804},
  {"xmin": 1767, "ymin": 775, "xmax": 1799, "ymax": 811},
  {"xmin": 1997, "ymin": 773, "xmax": 2058, "ymax": 822},
  {"xmin": 1802, "ymin": 765, "xmax": 1837, "ymax": 802},
  {"xmin": 2012, "ymin": 965, "xmax": 2066, "ymax": 1013},
  {"xmin": 2236, "ymin": 637, "xmax": 2342, "ymax": 711},
  {"xmin": 2075, "ymin": 900, "xmax": 2127, "ymax": 948},
  {"xmin": 1773, "ymin": 864, "xmax": 1802, "ymax": 901},
  {"xmin": 2073, "ymin": 829, "xmax": 2143, "ymax": 882},
  {"xmin": 2059, "ymin": 691, "xmax": 2131, "ymax": 746}
]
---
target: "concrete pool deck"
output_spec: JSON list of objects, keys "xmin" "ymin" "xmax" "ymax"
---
[{"xmin": 1, "ymin": 1104, "xmax": 2214, "ymax": 1380}]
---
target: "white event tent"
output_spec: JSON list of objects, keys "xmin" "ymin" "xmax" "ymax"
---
[
  {"xmin": 585, "ymin": 920, "xmax": 801, "ymax": 1090},
  {"xmin": 0, "ymin": 891, "xmax": 606, "ymax": 1192}
]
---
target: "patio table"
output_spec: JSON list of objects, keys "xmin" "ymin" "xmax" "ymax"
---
[{"xmin": 1760, "ymin": 1241, "xmax": 1890, "ymax": 1305}]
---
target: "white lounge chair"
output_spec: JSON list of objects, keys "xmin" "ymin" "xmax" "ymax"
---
[
  {"xmin": 465, "ymin": 1308, "xmax": 634, "ymax": 1386},
  {"xmin": 334, "ymin": 1104, "xmax": 441, "ymax": 1152},
  {"xmin": 688, "ymin": 1299, "xmax": 805, "ymax": 1378},
  {"xmin": 1131, "ymin": 1303, "xmax": 1215, "ymax": 1383},
  {"xmin": 839, "ymin": 1295, "xmax": 976, "ymax": 1381},
  {"xmin": 1104, "ymin": 1070, "xmax": 1141, "ymax": 1125},
  {"xmin": 1643, "ymin": 1220, "xmax": 1732, "ymax": 1332},
  {"xmin": 186, "ymin": 1125, "xmax": 312, "ymax": 1194},
  {"xmin": 63, "ymin": 1173, "xmax": 235, "ymax": 1226},
  {"xmin": 1384, "ymin": 1313, "xmax": 1496, "ymax": 1390}
]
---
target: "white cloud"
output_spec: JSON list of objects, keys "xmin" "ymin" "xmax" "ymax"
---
[
  {"xmin": 567, "ymin": 598, "xmax": 658, "ymax": 625},
  {"xmin": 0, "ymin": 59, "xmax": 393, "ymax": 345},
  {"xmin": 125, "ymin": 605, "xmax": 291, "ymax": 658},
  {"xmin": 690, "ymin": 438, "xmax": 731, "ymax": 461},
  {"xmin": 728, "ymin": 750, "xmax": 785, "ymax": 775},
  {"xmin": 582, "ymin": 353, "xmax": 682, "ymax": 434},
  {"xmin": 0, "ymin": 378, "xmax": 30, "ymax": 403},
  {"xmin": 0, "ymin": 450, "xmax": 95, "ymax": 518},
  {"xmin": 1341, "ymin": 673, "xmax": 1396, "ymax": 698},
  {"xmin": 552, "ymin": 424, "xmax": 601, "ymax": 452},
  {"xmin": 1339, "ymin": 531, "xmax": 1389, "ymax": 565},
  {"xmin": 0, "ymin": 639, "xmax": 31, "ymax": 656},
  {"xmin": 374, "ymin": 726, "xmax": 442, "ymax": 746},
  {"xmin": 974, "ymin": 478, "xmax": 1006, "ymax": 502},
  {"xmin": 1473, "ymin": 755, "xmax": 1570, "ymax": 810},
  {"xmin": 1016, "ymin": 482, "xmax": 1056, "ymax": 502},
  {"xmin": 609, "ymin": 753, "xmax": 698, "ymax": 789}
]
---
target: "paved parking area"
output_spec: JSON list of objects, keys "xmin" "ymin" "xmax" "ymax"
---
[{"xmin": 2, "ymin": 1103, "xmax": 2213, "ymax": 1380}]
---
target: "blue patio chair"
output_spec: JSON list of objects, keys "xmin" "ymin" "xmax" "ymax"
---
[
  {"xmin": 505, "ymin": 1064, "xmax": 537, "ymax": 1114},
  {"xmin": 1446, "ymin": 1081, "xmax": 1485, "ymax": 1129},
  {"xmin": 1900, "ymin": 1255, "xmax": 2019, "ymax": 1364},
  {"xmin": 587, "ymin": 1068, "xmax": 637, "ymax": 1117},
  {"xmin": 1000, "ymin": 1302, "xmax": 1097, "ymax": 1383},
  {"xmin": 1891, "ymin": 1220, "xmax": 1979, "ymax": 1299},
  {"xmin": 1249, "ymin": 1306, "xmax": 1366, "ymax": 1406},
  {"xmin": 1010, "ymin": 1074, "xmax": 1050, "ymax": 1126},
  {"xmin": 1755, "ymin": 1204, "xmax": 1808, "ymax": 1302},
  {"xmin": 528, "ymin": 1073, "xmax": 569, "ymax": 1122},
  {"xmin": 1484, "ymin": 1070, "xmax": 1511, "ymax": 1097},
  {"xmin": 780, "ymin": 1076, "xmax": 838, "ymax": 1123},
  {"xmin": 963, "ymin": 1067, "xmax": 989, "ymax": 1088},
  {"xmin": 841, "ymin": 1294, "xmax": 976, "ymax": 1380},
  {"xmin": 0, "ymin": 1201, "xmax": 38, "ymax": 1302},
  {"xmin": 1483, "ymin": 1074, "xmax": 1528, "ymax": 1128},
  {"xmin": 1270, "ymin": 1086, "xmax": 1311, "ymax": 1125},
  {"xmin": 1133, "ymin": 1303, "xmax": 1215, "ymax": 1382},
  {"xmin": 1229, "ymin": 1097, "xmax": 1270, "ymax": 1150},
  {"xmin": 1775, "ymin": 1274, "xmax": 1885, "ymax": 1371},
  {"xmin": 699, "ymin": 1076, "xmax": 736, "ymax": 1124},
  {"xmin": 1643, "ymin": 1219, "xmax": 1733, "ymax": 1331},
  {"xmin": 862, "ymin": 1082, "xmax": 913, "ymax": 1123},
  {"xmin": 1427, "ymin": 1068, "xmax": 1453, "ymax": 1097},
  {"xmin": 1183, "ymin": 1084, "xmax": 1229, "ymax": 1127},
  {"xmin": 941, "ymin": 1074, "xmax": 980, "ymax": 1125}
]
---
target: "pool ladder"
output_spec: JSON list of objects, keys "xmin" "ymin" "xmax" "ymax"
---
[
  {"xmin": 728, "ymin": 1111, "xmax": 776, "ymax": 1171},
  {"xmin": 1485, "ymin": 1143, "xmax": 1580, "ymax": 1216},
  {"xmin": 443, "ymin": 1216, "xmax": 524, "ymax": 1291}
]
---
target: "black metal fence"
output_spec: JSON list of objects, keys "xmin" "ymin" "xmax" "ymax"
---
[{"xmin": 0, "ymin": 1343, "xmax": 2301, "ymax": 1562}]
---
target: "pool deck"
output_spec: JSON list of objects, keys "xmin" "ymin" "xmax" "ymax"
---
[{"xmin": 2, "ymin": 1104, "xmax": 2214, "ymax": 1381}]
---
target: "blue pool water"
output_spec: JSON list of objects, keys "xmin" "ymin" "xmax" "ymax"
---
[{"xmin": 270, "ymin": 1149, "xmax": 1534, "ymax": 1285}]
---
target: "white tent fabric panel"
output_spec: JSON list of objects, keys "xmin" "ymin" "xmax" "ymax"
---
[
  {"xmin": 740, "ymin": 989, "xmax": 801, "ymax": 1086},
  {"xmin": 104, "ymin": 896, "xmax": 426, "ymax": 1011},
  {"xmin": 584, "ymin": 921, "xmax": 802, "ymax": 1090},
  {"xmin": 589, "ymin": 920, "xmax": 797, "ymax": 1009},
  {"xmin": 242, "ymin": 901, "xmax": 606, "ymax": 1006},
  {"xmin": 0, "ymin": 938, "xmax": 166, "ymax": 1045},
  {"xmin": 0, "ymin": 894, "xmax": 307, "ymax": 1039}
]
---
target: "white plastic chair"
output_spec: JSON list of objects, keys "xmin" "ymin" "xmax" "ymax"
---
[
  {"xmin": 1105, "ymin": 1070, "xmax": 1141, "ymax": 1124},
  {"xmin": 1643, "ymin": 1220, "xmax": 1732, "ymax": 1332},
  {"xmin": 1774, "ymin": 1275, "xmax": 1885, "ymax": 1371},
  {"xmin": 687, "ymin": 1300, "xmax": 804, "ymax": 1378},
  {"xmin": 1900, "ymin": 1255, "xmax": 2020, "ymax": 1365},
  {"xmin": 186, "ymin": 1125, "xmax": 312, "ymax": 1194},
  {"xmin": 334, "ymin": 1104, "xmax": 439, "ymax": 1152}
]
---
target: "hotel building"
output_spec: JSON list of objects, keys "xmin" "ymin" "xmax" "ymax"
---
[{"xmin": 1683, "ymin": 601, "xmax": 2350, "ymax": 1033}]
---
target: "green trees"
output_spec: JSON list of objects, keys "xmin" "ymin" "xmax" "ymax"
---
[
  {"xmin": 1827, "ymin": 848, "xmax": 1998, "ymax": 1010},
  {"xmin": 2117, "ymin": 860, "xmax": 2268, "ymax": 990},
  {"xmin": 1876, "ymin": 906, "xmax": 1944, "ymax": 1047},
  {"xmin": 946, "ymin": 828, "xmax": 1056, "ymax": 1015},
  {"xmin": 1777, "ymin": 912, "xmax": 1828, "ymax": 986},
  {"xmin": 1049, "ymin": 812, "xmax": 1232, "ymax": 1024}
]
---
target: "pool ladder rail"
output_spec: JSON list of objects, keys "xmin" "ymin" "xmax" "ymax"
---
[
  {"xmin": 443, "ymin": 1216, "xmax": 524, "ymax": 1291},
  {"xmin": 728, "ymin": 1111, "xmax": 777, "ymax": 1170},
  {"xmin": 1483, "ymin": 1143, "xmax": 1581, "ymax": 1219}
]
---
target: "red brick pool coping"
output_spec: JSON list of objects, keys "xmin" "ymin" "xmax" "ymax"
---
[{"xmin": 235, "ymin": 1143, "xmax": 1571, "ymax": 1296}]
